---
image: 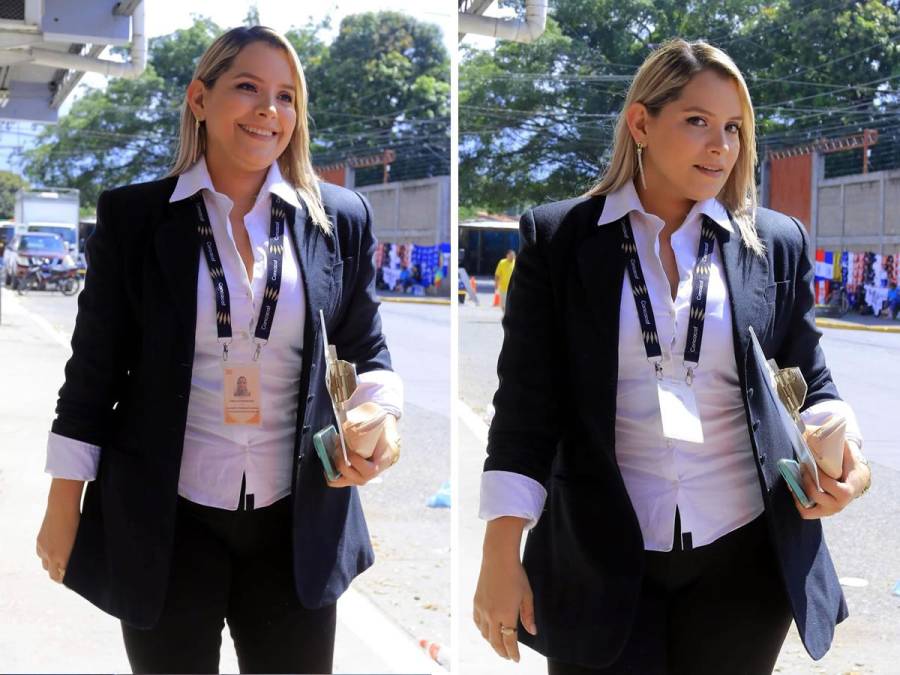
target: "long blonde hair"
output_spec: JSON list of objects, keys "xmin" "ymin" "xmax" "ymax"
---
[
  {"xmin": 167, "ymin": 25, "xmax": 330, "ymax": 234},
  {"xmin": 589, "ymin": 38, "xmax": 764, "ymax": 256}
]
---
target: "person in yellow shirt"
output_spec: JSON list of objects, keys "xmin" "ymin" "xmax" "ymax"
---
[{"xmin": 494, "ymin": 250, "xmax": 516, "ymax": 313}]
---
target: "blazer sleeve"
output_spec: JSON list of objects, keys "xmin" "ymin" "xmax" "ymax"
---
[
  {"xmin": 49, "ymin": 190, "xmax": 128, "ymax": 447},
  {"xmin": 774, "ymin": 217, "xmax": 841, "ymax": 410},
  {"xmin": 484, "ymin": 208, "xmax": 563, "ymax": 485},
  {"xmin": 331, "ymin": 192, "xmax": 393, "ymax": 375}
]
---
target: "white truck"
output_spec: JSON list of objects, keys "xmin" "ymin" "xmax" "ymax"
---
[{"xmin": 15, "ymin": 188, "xmax": 81, "ymax": 254}]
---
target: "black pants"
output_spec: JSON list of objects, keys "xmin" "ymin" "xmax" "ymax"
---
[
  {"xmin": 549, "ymin": 511, "xmax": 793, "ymax": 675},
  {"xmin": 121, "ymin": 492, "xmax": 336, "ymax": 674}
]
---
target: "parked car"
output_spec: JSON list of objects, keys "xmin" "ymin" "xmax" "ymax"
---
[{"xmin": 2, "ymin": 232, "xmax": 73, "ymax": 288}]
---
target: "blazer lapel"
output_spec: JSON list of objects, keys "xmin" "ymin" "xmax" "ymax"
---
[
  {"xmin": 288, "ymin": 199, "xmax": 335, "ymax": 330},
  {"xmin": 576, "ymin": 219, "xmax": 626, "ymax": 351},
  {"xmin": 715, "ymin": 214, "xmax": 770, "ymax": 366},
  {"xmin": 154, "ymin": 198, "xmax": 200, "ymax": 336}
]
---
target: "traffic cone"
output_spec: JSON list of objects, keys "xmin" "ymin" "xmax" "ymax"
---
[
  {"xmin": 492, "ymin": 291, "xmax": 500, "ymax": 307},
  {"xmin": 470, "ymin": 277, "xmax": 477, "ymax": 294}
]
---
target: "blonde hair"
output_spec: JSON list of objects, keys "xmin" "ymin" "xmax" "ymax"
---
[
  {"xmin": 167, "ymin": 25, "xmax": 330, "ymax": 234},
  {"xmin": 589, "ymin": 38, "xmax": 764, "ymax": 256}
]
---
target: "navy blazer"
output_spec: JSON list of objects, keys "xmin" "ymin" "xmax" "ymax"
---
[
  {"xmin": 53, "ymin": 176, "xmax": 392, "ymax": 629},
  {"xmin": 485, "ymin": 194, "xmax": 848, "ymax": 669}
]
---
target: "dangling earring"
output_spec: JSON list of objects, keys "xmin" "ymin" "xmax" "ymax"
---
[
  {"xmin": 195, "ymin": 117, "xmax": 202, "ymax": 134},
  {"xmin": 636, "ymin": 141, "xmax": 647, "ymax": 190}
]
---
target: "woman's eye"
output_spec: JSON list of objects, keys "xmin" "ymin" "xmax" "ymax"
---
[
  {"xmin": 687, "ymin": 116, "xmax": 706, "ymax": 126},
  {"xmin": 238, "ymin": 82, "xmax": 255, "ymax": 91},
  {"xmin": 726, "ymin": 123, "xmax": 741, "ymax": 134},
  {"xmin": 279, "ymin": 93, "xmax": 293, "ymax": 103}
]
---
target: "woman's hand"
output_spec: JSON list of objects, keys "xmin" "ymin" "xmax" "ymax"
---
[
  {"xmin": 473, "ymin": 517, "xmax": 537, "ymax": 663},
  {"xmin": 36, "ymin": 478, "xmax": 84, "ymax": 583},
  {"xmin": 792, "ymin": 440, "xmax": 871, "ymax": 519},
  {"xmin": 327, "ymin": 414, "xmax": 399, "ymax": 488}
]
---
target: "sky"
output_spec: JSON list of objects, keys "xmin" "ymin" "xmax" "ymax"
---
[{"xmin": 0, "ymin": 0, "xmax": 455, "ymax": 175}]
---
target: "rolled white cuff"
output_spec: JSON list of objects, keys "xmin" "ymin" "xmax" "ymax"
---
[
  {"xmin": 45, "ymin": 431, "xmax": 101, "ymax": 481},
  {"xmin": 479, "ymin": 469, "xmax": 547, "ymax": 530},
  {"xmin": 350, "ymin": 369, "xmax": 404, "ymax": 420},
  {"xmin": 801, "ymin": 399, "xmax": 863, "ymax": 450}
]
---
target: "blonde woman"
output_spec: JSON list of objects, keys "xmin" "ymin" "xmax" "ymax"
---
[
  {"xmin": 473, "ymin": 38, "xmax": 870, "ymax": 674},
  {"xmin": 34, "ymin": 26, "xmax": 402, "ymax": 673}
]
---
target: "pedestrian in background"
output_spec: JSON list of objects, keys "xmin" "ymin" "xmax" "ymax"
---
[
  {"xmin": 887, "ymin": 281, "xmax": 899, "ymax": 319},
  {"xmin": 494, "ymin": 249, "xmax": 516, "ymax": 313},
  {"xmin": 474, "ymin": 38, "xmax": 870, "ymax": 674},
  {"xmin": 35, "ymin": 25, "xmax": 402, "ymax": 674}
]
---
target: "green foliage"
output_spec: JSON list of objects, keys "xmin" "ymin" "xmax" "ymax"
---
[
  {"xmin": 461, "ymin": 0, "xmax": 900, "ymax": 212},
  {"xmin": 18, "ymin": 12, "xmax": 449, "ymax": 210},
  {"xmin": 0, "ymin": 170, "xmax": 28, "ymax": 219}
]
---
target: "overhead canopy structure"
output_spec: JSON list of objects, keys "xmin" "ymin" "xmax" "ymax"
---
[
  {"xmin": 458, "ymin": 0, "xmax": 548, "ymax": 44},
  {"xmin": 0, "ymin": 0, "xmax": 145, "ymax": 123}
]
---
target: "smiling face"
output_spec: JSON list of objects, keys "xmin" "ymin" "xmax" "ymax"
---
[
  {"xmin": 187, "ymin": 41, "xmax": 298, "ymax": 176},
  {"xmin": 627, "ymin": 68, "xmax": 744, "ymax": 205}
]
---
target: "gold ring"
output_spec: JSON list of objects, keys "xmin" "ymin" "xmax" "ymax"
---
[{"xmin": 499, "ymin": 624, "xmax": 517, "ymax": 637}]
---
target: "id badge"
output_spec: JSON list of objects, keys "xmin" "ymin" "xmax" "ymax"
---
[
  {"xmin": 656, "ymin": 377, "xmax": 704, "ymax": 443},
  {"xmin": 223, "ymin": 362, "xmax": 262, "ymax": 426}
]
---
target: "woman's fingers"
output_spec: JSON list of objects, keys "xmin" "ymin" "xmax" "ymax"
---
[
  {"xmin": 500, "ymin": 621, "xmax": 521, "ymax": 662},
  {"xmin": 487, "ymin": 617, "xmax": 516, "ymax": 660},
  {"xmin": 520, "ymin": 586, "xmax": 538, "ymax": 635}
]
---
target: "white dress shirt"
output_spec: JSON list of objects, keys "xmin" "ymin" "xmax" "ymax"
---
[
  {"xmin": 480, "ymin": 180, "xmax": 862, "ymax": 551},
  {"xmin": 46, "ymin": 155, "xmax": 403, "ymax": 510}
]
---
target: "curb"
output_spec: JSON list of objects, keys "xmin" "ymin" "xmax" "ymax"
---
[
  {"xmin": 378, "ymin": 295, "xmax": 451, "ymax": 306},
  {"xmin": 815, "ymin": 317, "xmax": 900, "ymax": 334}
]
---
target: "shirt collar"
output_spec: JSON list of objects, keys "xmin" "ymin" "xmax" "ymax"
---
[
  {"xmin": 597, "ymin": 178, "xmax": 733, "ymax": 233},
  {"xmin": 168, "ymin": 154, "xmax": 302, "ymax": 210}
]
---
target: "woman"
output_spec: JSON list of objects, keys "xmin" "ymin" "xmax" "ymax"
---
[
  {"xmin": 473, "ymin": 39, "xmax": 871, "ymax": 674},
  {"xmin": 34, "ymin": 26, "xmax": 402, "ymax": 674}
]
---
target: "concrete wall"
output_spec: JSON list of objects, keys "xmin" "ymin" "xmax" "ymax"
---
[
  {"xmin": 356, "ymin": 176, "xmax": 450, "ymax": 246},
  {"xmin": 814, "ymin": 169, "xmax": 900, "ymax": 253}
]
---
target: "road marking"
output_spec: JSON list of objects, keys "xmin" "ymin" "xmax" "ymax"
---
[
  {"xmin": 339, "ymin": 586, "xmax": 448, "ymax": 674},
  {"xmin": 458, "ymin": 399, "xmax": 488, "ymax": 446},
  {"xmin": 0, "ymin": 289, "xmax": 71, "ymax": 350}
]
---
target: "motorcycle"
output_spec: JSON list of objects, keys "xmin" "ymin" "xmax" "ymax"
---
[{"xmin": 15, "ymin": 261, "xmax": 81, "ymax": 296}]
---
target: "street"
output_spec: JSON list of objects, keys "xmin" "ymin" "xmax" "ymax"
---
[
  {"xmin": 458, "ymin": 287, "xmax": 900, "ymax": 675},
  {"xmin": 0, "ymin": 286, "xmax": 449, "ymax": 674}
]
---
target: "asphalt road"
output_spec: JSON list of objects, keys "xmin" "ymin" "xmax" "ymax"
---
[{"xmin": 458, "ymin": 290, "xmax": 900, "ymax": 674}]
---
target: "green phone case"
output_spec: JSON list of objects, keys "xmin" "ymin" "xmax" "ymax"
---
[
  {"xmin": 777, "ymin": 458, "xmax": 815, "ymax": 508},
  {"xmin": 313, "ymin": 425, "xmax": 342, "ymax": 482}
]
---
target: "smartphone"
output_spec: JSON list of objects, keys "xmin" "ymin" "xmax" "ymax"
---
[
  {"xmin": 777, "ymin": 458, "xmax": 816, "ymax": 509},
  {"xmin": 313, "ymin": 425, "xmax": 342, "ymax": 482}
]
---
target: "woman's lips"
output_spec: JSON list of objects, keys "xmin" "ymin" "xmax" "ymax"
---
[{"xmin": 694, "ymin": 165, "xmax": 723, "ymax": 178}]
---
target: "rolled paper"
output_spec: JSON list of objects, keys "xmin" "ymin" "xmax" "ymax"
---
[{"xmin": 341, "ymin": 401, "xmax": 388, "ymax": 459}]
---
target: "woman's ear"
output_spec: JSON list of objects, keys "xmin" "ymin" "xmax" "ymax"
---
[
  {"xmin": 185, "ymin": 79, "xmax": 207, "ymax": 121},
  {"xmin": 624, "ymin": 102, "xmax": 649, "ymax": 146}
]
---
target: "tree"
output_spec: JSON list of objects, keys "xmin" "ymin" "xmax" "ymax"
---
[
  {"xmin": 460, "ymin": 0, "xmax": 900, "ymax": 211},
  {"xmin": 310, "ymin": 12, "xmax": 450, "ymax": 183},
  {"xmin": 0, "ymin": 170, "xmax": 29, "ymax": 218}
]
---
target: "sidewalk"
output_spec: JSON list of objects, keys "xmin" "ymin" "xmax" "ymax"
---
[
  {"xmin": 815, "ymin": 310, "xmax": 900, "ymax": 333},
  {"xmin": 0, "ymin": 288, "xmax": 441, "ymax": 674}
]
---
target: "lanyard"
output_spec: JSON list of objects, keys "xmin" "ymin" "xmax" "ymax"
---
[
  {"xmin": 193, "ymin": 192, "xmax": 288, "ymax": 362},
  {"xmin": 619, "ymin": 213, "xmax": 717, "ymax": 385}
]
